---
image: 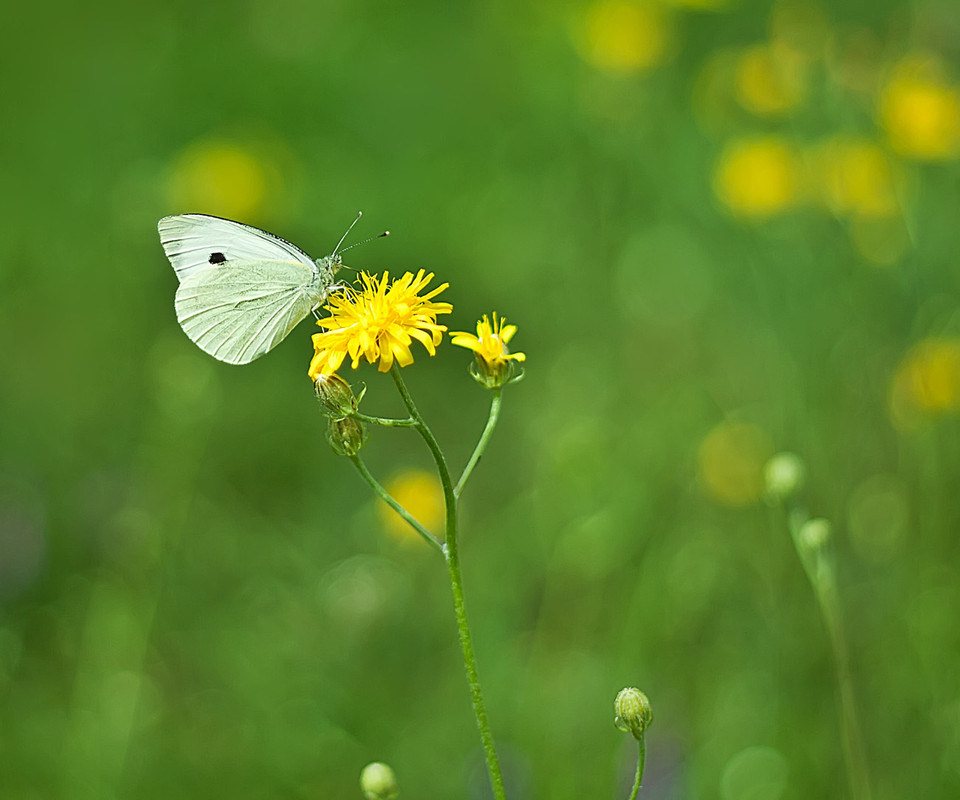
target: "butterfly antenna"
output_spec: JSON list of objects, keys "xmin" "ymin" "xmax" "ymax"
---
[
  {"xmin": 332, "ymin": 211, "xmax": 364, "ymax": 256},
  {"xmin": 339, "ymin": 229, "xmax": 390, "ymax": 254}
]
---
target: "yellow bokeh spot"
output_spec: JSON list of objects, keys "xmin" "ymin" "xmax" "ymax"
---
[
  {"xmin": 714, "ymin": 136, "xmax": 803, "ymax": 219},
  {"xmin": 576, "ymin": 1, "xmax": 671, "ymax": 74},
  {"xmin": 166, "ymin": 139, "xmax": 274, "ymax": 220},
  {"xmin": 734, "ymin": 43, "xmax": 807, "ymax": 116},
  {"xmin": 811, "ymin": 136, "xmax": 899, "ymax": 218},
  {"xmin": 698, "ymin": 422, "xmax": 774, "ymax": 507},
  {"xmin": 890, "ymin": 338, "xmax": 960, "ymax": 429},
  {"xmin": 377, "ymin": 470, "xmax": 445, "ymax": 544},
  {"xmin": 879, "ymin": 55, "xmax": 960, "ymax": 161}
]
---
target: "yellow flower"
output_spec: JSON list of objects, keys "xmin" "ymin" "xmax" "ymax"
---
[
  {"xmin": 889, "ymin": 338, "xmax": 960, "ymax": 429},
  {"xmin": 308, "ymin": 271, "xmax": 452, "ymax": 378},
  {"xmin": 879, "ymin": 54, "xmax": 960, "ymax": 160},
  {"xmin": 734, "ymin": 42, "xmax": 808, "ymax": 117},
  {"xmin": 811, "ymin": 136, "xmax": 900, "ymax": 218},
  {"xmin": 575, "ymin": 1, "xmax": 672, "ymax": 74},
  {"xmin": 450, "ymin": 313, "xmax": 526, "ymax": 388},
  {"xmin": 698, "ymin": 421, "xmax": 774, "ymax": 507},
  {"xmin": 166, "ymin": 139, "xmax": 276, "ymax": 221},
  {"xmin": 714, "ymin": 136, "xmax": 804, "ymax": 219},
  {"xmin": 377, "ymin": 470, "xmax": 445, "ymax": 544}
]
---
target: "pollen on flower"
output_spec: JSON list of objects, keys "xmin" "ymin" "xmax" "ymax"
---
[{"xmin": 308, "ymin": 270, "xmax": 452, "ymax": 379}]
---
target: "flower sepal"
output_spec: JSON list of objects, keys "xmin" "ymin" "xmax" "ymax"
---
[
  {"xmin": 315, "ymin": 372, "xmax": 366, "ymax": 419},
  {"xmin": 327, "ymin": 416, "xmax": 367, "ymax": 456}
]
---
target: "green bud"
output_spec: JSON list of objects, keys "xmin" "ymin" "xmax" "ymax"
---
[
  {"xmin": 764, "ymin": 452, "xmax": 805, "ymax": 502},
  {"xmin": 327, "ymin": 416, "xmax": 367, "ymax": 456},
  {"xmin": 614, "ymin": 687, "xmax": 652, "ymax": 740},
  {"xmin": 360, "ymin": 762, "xmax": 398, "ymax": 800},
  {"xmin": 469, "ymin": 355, "xmax": 524, "ymax": 390},
  {"xmin": 315, "ymin": 372, "xmax": 360, "ymax": 419},
  {"xmin": 797, "ymin": 517, "xmax": 831, "ymax": 553}
]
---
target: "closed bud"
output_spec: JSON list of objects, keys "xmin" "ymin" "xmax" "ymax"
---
[
  {"xmin": 797, "ymin": 517, "xmax": 831, "ymax": 553},
  {"xmin": 614, "ymin": 687, "xmax": 652, "ymax": 740},
  {"xmin": 360, "ymin": 762, "xmax": 398, "ymax": 800},
  {"xmin": 327, "ymin": 416, "xmax": 366, "ymax": 456},
  {"xmin": 315, "ymin": 372, "xmax": 361, "ymax": 419},
  {"xmin": 764, "ymin": 452, "xmax": 805, "ymax": 502}
]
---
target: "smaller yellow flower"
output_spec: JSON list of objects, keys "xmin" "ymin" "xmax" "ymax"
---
[
  {"xmin": 450, "ymin": 313, "xmax": 526, "ymax": 388},
  {"xmin": 734, "ymin": 42, "xmax": 808, "ymax": 117},
  {"xmin": 377, "ymin": 470, "xmax": 444, "ymax": 544},
  {"xmin": 889, "ymin": 337, "xmax": 960, "ymax": 429},
  {"xmin": 575, "ymin": 1, "xmax": 672, "ymax": 74},
  {"xmin": 309, "ymin": 270, "xmax": 452, "ymax": 379},
  {"xmin": 698, "ymin": 421, "xmax": 774, "ymax": 507},
  {"xmin": 714, "ymin": 136, "xmax": 804, "ymax": 219},
  {"xmin": 879, "ymin": 54, "xmax": 960, "ymax": 161}
]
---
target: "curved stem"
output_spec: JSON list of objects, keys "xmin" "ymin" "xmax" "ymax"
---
[
  {"xmin": 351, "ymin": 411, "xmax": 416, "ymax": 427},
  {"xmin": 349, "ymin": 454, "xmax": 444, "ymax": 552},
  {"xmin": 455, "ymin": 389, "xmax": 502, "ymax": 498},
  {"xmin": 626, "ymin": 735, "xmax": 646, "ymax": 800},
  {"xmin": 786, "ymin": 509, "xmax": 872, "ymax": 800},
  {"xmin": 390, "ymin": 365, "xmax": 507, "ymax": 800}
]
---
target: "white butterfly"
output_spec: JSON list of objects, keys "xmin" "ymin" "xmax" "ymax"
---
[{"xmin": 158, "ymin": 213, "xmax": 364, "ymax": 365}]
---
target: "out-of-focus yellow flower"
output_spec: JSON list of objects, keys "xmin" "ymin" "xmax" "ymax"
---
[
  {"xmin": 879, "ymin": 55, "xmax": 960, "ymax": 161},
  {"xmin": 811, "ymin": 136, "xmax": 899, "ymax": 218},
  {"xmin": 309, "ymin": 271, "xmax": 452, "ymax": 378},
  {"xmin": 890, "ymin": 338, "xmax": 960, "ymax": 428},
  {"xmin": 377, "ymin": 470, "xmax": 445, "ymax": 544},
  {"xmin": 450, "ymin": 312, "xmax": 525, "ymax": 388},
  {"xmin": 714, "ymin": 136, "xmax": 804, "ymax": 219},
  {"xmin": 166, "ymin": 139, "xmax": 278, "ymax": 221},
  {"xmin": 575, "ymin": 1, "xmax": 672, "ymax": 74},
  {"xmin": 734, "ymin": 42, "xmax": 808, "ymax": 117},
  {"xmin": 698, "ymin": 422, "xmax": 774, "ymax": 507}
]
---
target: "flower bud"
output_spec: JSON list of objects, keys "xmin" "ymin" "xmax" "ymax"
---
[
  {"xmin": 797, "ymin": 517, "xmax": 831, "ymax": 553},
  {"xmin": 315, "ymin": 372, "xmax": 360, "ymax": 419},
  {"xmin": 360, "ymin": 761, "xmax": 398, "ymax": 800},
  {"xmin": 614, "ymin": 687, "xmax": 652, "ymax": 740},
  {"xmin": 764, "ymin": 452, "xmax": 805, "ymax": 502},
  {"xmin": 327, "ymin": 416, "xmax": 366, "ymax": 456}
]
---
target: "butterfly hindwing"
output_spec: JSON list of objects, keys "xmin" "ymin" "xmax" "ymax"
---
[{"xmin": 174, "ymin": 259, "xmax": 326, "ymax": 365}]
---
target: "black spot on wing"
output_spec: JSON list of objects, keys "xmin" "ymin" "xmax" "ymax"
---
[{"xmin": 209, "ymin": 252, "xmax": 227, "ymax": 264}]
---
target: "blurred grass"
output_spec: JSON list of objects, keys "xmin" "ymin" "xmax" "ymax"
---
[{"xmin": 2, "ymin": 0, "xmax": 960, "ymax": 798}]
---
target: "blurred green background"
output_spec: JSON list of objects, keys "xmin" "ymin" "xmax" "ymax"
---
[{"xmin": 3, "ymin": 0, "xmax": 960, "ymax": 797}]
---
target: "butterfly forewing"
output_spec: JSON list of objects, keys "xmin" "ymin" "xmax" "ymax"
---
[
  {"xmin": 175, "ymin": 259, "xmax": 327, "ymax": 365},
  {"xmin": 159, "ymin": 214, "xmax": 317, "ymax": 281}
]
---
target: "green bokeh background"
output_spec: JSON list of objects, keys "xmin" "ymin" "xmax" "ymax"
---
[{"xmin": 2, "ymin": 0, "xmax": 960, "ymax": 798}]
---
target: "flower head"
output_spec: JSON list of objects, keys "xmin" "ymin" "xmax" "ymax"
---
[
  {"xmin": 614, "ymin": 687, "xmax": 653, "ymax": 740},
  {"xmin": 450, "ymin": 312, "xmax": 526, "ymax": 388},
  {"xmin": 309, "ymin": 270, "xmax": 452, "ymax": 378}
]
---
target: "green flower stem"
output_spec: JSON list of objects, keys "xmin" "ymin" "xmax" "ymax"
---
[
  {"xmin": 390, "ymin": 365, "xmax": 508, "ymax": 800},
  {"xmin": 352, "ymin": 411, "xmax": 416, "ymax": 427},
  {"xmin": 348, "ymin": 454, "xmax": 444, "ymax": 553},
  {"xmin": 786, "ymin": 510, "xmax": 872, "ymax": 800},
  {"xmin": 627, "ymin": 735, "xmax": 646, "ymax": 800},
  {"xmin": 455, "ymin": 389, "xmax": 502, "ymax": 498}
]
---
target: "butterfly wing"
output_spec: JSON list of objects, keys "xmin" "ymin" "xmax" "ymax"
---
[
  {"xmin": 174, "ymin": 259, "xmax": 327, "ymax": 365},
  {"xmin": 158, "ymin": 214, "xmax": 317, "ymax": 282}
]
